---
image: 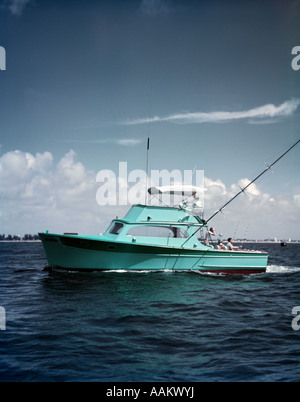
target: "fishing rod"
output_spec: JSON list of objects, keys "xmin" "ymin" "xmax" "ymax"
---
[{"xmin": 181, "ymin": 138, "xmax": 300, "ymax": 247}]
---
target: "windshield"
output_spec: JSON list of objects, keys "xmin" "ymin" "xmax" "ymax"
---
[{"xmin": 109, "ymin": 222, "xmax": 124, "ymax": 235}]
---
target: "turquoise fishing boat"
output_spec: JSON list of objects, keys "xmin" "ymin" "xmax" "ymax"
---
[
  {"xmin": 39, "ymin": 202, "xmax": 268, "ymax": 274},
  {"xmin": 39, "ymin": 139, "xmax": 299, "ymax": 274}
]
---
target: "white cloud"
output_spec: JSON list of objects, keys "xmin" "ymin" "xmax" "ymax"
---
[
  {"xmin": 0, "ymin": 149, "xmax": 299, "ymax": 239},
  {"xmin": 203, "ymin": 176, "xmax": 300, "ymax": 240},
  {"xmin": 2, "ymin": 0, "xmax": 31, "ymax": 16},
  {"xmin": 95, "ymin": 138, "xmax": 143, "ymax": 146},
  {"xmin": 231, "ymin": 178, "xmax": 261, "ymax": 199},
  {"xmin": 115, "ymin": 139, "xmax": 143, "ymax": 146},
  {"xmin": 61, "ymin": 138, "xmax": 143, "ymax": 147},
  {"xmin": 56, "ymin": 150, "xmax": 88, "ymax": 186},
  {"xmin": 0, "ymin": 149, "xmax": 114, "ymax": 235},
  {"xmin": 204, "ymin": 178, "xmax": 227, "ymax": 201},
  {"xmin": 294, "ymin": 194, "xmax": 300, "ymax": 207},
  {"xmin": 0, "ymin": 150, "xmax": 53, "ymax": 199},
  {"xmin": 25, "ymin": 151, "xmax": 53, "ymax": 171},
  {"xmin": 124, "ymin": 99, "xmax": 300, "ymax": 125}
]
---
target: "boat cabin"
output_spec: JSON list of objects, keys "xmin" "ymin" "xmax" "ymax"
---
[{"xmin": 102, "ymin": 204, "xmax": 211, "ymax": 250}]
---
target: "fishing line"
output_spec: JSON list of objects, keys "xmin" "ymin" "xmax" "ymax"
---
[
  {"xmin": 233, "ymin": 220, "xmax": 240, "ymax": 238},
  {"xmin": 241, "ymin": 222, "xmax": 250, "ymax": 249},
  {"xmin": 181, "ymin": 139, "xmax": 300, "ymax": 248}
]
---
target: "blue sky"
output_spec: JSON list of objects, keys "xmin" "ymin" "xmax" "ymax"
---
[{"xmin": 0, "ymin": 0, "xmax": 300, "ymax": 239}]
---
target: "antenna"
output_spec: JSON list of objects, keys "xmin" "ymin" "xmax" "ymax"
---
[
  {"xmin": 145, "ymin": 87, "xmax": 152, "ymax": 205},
  {"xmin": 147, "ymin": 86, "xmax": 152, "ymax": 138},
  {"xmin": 145, "ymin": 137, "xmax": 150, "ymax": 204}
]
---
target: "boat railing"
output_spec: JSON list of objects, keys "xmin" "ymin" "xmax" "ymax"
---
[{"xmin": 114, "ymin": 219, "xmax": 205, "ymax": 227}]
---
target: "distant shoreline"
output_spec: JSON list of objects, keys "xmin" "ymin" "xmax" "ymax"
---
[
  {"xmin": 0, "ymin": 240, "xmax": 41, "ymax": 242},
  {"xmin": 233, "ymin": 240, "xmax": 300, "ymax": 244},
  {"xmin": 0, "ymin": 239, "xmax": 299, "ymax": 244}
]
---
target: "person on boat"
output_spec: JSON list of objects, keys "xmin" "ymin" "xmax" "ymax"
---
[
  {"xmin": 226, "ymin": 238, "xmax": 242, "ymax": 250},
  {"xmin": 216, "ymin": 239, "xmax": 227, "ymax": 250},
  {"xmin": 204, "ymin": 227, "xmax": 216, "ymax": 246}
]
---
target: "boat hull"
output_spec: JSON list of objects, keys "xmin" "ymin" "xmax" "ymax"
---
[{"xmin": 39, "ymin": 233, "xmax": 268, "ymax": 274}]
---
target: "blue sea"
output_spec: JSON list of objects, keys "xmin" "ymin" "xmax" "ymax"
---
[{"xmin": 0, "ymin": 241, "xmax": 299, "ymax": 382}]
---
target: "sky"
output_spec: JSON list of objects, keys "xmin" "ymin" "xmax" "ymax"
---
[{"xmin": 0, "ymin": 0, "xmax": 300, "ymax": 240}]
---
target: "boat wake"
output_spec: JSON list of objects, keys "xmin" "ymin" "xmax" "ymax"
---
[
  {"xmin": 48, "ymin": 266, "xmax": 300, "ymax": 276},
  {"xmin": 102, "ymin": 269, "xmax": 184, "ymax": 274},
  {"xmin": 266, "ymin": 265, "xmax": 300, "ymax": 274},
  {"xmin": 191, "ymin": 265, "xmax": 300, "ymax": 277}
]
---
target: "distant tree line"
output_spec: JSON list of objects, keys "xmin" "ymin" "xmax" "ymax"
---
[{"xmin": 0, "ymin": 234, "xmax": 40, "ymax": 241}]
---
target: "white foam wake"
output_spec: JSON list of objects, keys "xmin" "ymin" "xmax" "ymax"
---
[{"xmin": 266, "ymin": 265, "xmax": 300, "ymax": 274}]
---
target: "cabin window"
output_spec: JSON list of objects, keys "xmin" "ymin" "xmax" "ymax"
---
[
  {"xmin": 126, "ymin": 226, "xmax": 188, "ymax": 238},
  {"xmin": 109, "ymin": 222, "xmax": 124, "ymax": 235},
  {"xmin": 175, "ymin": 228, "xmax": 189, "ymax": 238}
]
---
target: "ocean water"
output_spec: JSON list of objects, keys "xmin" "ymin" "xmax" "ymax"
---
[{"xmin": 0, "ymin": 241, "xmax": 299, "ymax": 382}]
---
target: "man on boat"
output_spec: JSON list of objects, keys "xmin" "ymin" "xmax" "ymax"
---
[
  {"xmin": 226, "ymin": 238, "xmax": 242, "ymax": 250},
  {"xmin": 204, "ymin": 227, "xmax": 216, "ymax": 246}
]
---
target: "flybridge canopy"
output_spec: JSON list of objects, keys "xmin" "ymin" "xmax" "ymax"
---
[{"xmin": 148, "ymin": 185, "xmax": 205, "ymax": 197}]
